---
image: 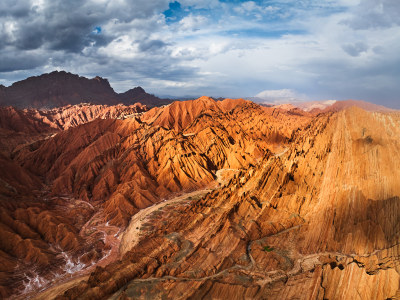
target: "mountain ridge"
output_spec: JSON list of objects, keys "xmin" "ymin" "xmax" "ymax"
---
[{"xmin": 0, "ymin": 71, "xmax": 172, "ymax": 109}]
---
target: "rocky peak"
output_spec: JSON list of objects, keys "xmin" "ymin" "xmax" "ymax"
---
[
  {"xmin": 196, "ymin": 95, "xmax": 216, "ymax": 102},
  {"xmin": 91, "ymin": 75, "xmax": 112, "ymax": 88}
]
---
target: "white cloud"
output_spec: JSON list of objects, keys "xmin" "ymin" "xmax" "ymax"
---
[
  {"xmin": 234, "ymin": 1, "xmax": 278, "ymax": 15},
  {"xmin": 255, "ymin": 89, "xmax": 308, "ymax": 104},
  {"xmin": 343, "ymin": 0, "xmax": 400, "ymax": 29},
  {"xmin": 178, "ymin": 15, "xmax": 208, "ymax": 31},
  {"xmin": 97, "ymin": 35, "xmax": 138, "ymax": 59}
]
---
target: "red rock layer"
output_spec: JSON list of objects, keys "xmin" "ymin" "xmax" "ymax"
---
[
  {"xmin": 1, "ymin": 98, "xmax": 312, "ymax": 298},
  {"xmin": 0, "ymin": 103, "xmax": 147, "ymax": 298},
  {"xmin": 0, "ymin": 194, "xmax": 113, "ymax": 298},
  {"xmin": 0, "ymin": 107, "xmax": 58, "ymax": 157},
  {"xmin": 16, "ymin": 98, "xmax": 309, "ymax": 228},
  {"xmin": 0, "ymin": 103, "xmax": 147, "ymax": 157},
  {"xmin": 141, "ymin": 97, "xmax": 259, "ymax": 132},
  {"xmin": 53, "ymin": 107, "xmax": 400, "ymax": 300},
  {"xmin": 36, "ymin": 102, "xmax": 147, "ymax": 130}
]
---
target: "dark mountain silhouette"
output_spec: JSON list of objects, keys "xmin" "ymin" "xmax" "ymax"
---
[{"xmin": 0, "ymin": 71, "xmax": 172, "ymax": 108}]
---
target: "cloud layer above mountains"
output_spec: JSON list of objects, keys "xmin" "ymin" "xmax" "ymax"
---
[{"xmin": 0, "ymin": 0, "xmax": 399, "ymax": 108}]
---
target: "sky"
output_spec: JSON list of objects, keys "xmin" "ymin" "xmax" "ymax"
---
[{"xmin": 0, "ymin": 0, "xmax": 399, "ymax": 108}]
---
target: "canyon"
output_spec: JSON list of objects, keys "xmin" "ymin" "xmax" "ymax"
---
[{"xmin": 0, "ymin": 74, "xmax": 399, "ymax": 300}]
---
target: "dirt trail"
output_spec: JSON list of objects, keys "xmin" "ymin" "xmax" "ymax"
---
[
  {"xmin": 31, "ymin": 276, "xmax": 89, "ymax": 300},
  {"xmin": 274, "ymin": 147, "xmax": 288, "ymax": 157},
  {"xmin": 120, "ymin": 188, "xmax": 212, "ymax": 255}
]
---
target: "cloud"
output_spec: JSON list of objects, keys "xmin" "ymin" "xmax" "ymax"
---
[
  {"xmin": 0, "ymin": 0, "xmax": 201, "ymax": 86},
  {"xmin": 233, "ymin": 1, "xmax": 278, "ymax": 19},
  {"xmin": 0, "ymin": 0, "xmax": 399, "ymax": 109},
  {"xmin": 255, "ymin": 89, "xmax": 308, "ymax": 104},
  {"xmin": 0, "ymin": 0, "xmax": 170, "ymax": 53},
  {"xmin": 0, "ymin": 0, "xmax": 31, "ymax": 18},
  {"xmin": 343, "ymin": 0, "xmax": 400, "ymax": 30},
  {"xmin": 342, "ymin": 41, "xmax": 368, "ymax": 57},
  {"xmin": 178, "ymin": 0, "xmax": 220, "ymax": 9},
  {"xmin": 0, "ymin": 49, "xmax": 47, "ymax": 72},
  {"xmin": 138, "ymin": 39, "xmax": 168, "ymax": 53},
  {"xmin": 178, "ymin": 14, "xmax": 208, "ymax": 31}
]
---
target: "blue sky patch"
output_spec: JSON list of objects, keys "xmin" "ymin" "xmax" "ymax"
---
[
  {"xmin": 93, "ymin": 26, "xmax": 102, "ymax": 34},
  {"xmin": 222, "ymin": 28, "xmax": 307, "ymax": 39},
  {"xmin": 164, "ymin": 1, "xmax": 184, "ymax": 22}
]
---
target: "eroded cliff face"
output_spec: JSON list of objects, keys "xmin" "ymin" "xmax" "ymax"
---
[
  {"xmin": 38, "ymin": 103, "xmax": 148, "ymax": 130},
  {"xmin": 1, "ymin": 98, "xmax": 314, "ymax": 298},
  {"xmin": 0, "ymin": 104, "xmax": 147, "ymax": 158},
  {"xmin": 49, "ymin": 107, "xmax": 400, "ymax": 300}
]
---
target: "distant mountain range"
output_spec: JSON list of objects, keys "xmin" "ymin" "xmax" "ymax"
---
[
  {"xmin": 0, "ymin": 71, "xmax": 172, "ymax": 109},
  {"xmin": 0, "ymin": 71, "xmax": 396, "ymax": 113},
  {"xmin": 273, "ymin": 99, "xmax": 395, "ymax": 113}
]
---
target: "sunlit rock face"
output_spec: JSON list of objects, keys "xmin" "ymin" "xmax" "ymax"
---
[{"xmin": 1, "ymin": 97, "xmax": 399, "ymax": 299}]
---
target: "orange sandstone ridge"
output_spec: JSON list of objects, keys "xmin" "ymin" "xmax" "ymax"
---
[{"xmin": 0, "ymin": 97, "xmax": 399, "ymax": 299}]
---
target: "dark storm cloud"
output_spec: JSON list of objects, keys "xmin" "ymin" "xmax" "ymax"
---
[
  {"xmin": 9, "ymin": 1, "xmax": 109, "ymax": 52},
  {"xmin": 0, "ymin": 50, "xmax": 47, "ymax": 72},
  {"xmin": 0, "ymin": 0, "xmax": 31, "ymax": 18},
  {"xmin": 138, "ymin": 40, "xmax": 168, "ymax": 53},
  {"xmin": 100, "ymin": 51, "xmax": 199, "ymax": 82},
  {"xmin": 0, "ymin": 0, "xmax": 169, "ymax": 52}
]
